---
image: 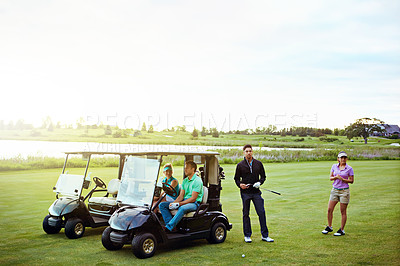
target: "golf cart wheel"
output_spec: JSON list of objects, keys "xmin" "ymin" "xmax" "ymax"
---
[
  {"xmin": 102, "ymin": 226, "xmax": 123, "ymax": 250},
  {"xmin": 207, "ymin": 222, "xmax": 227, "ymax": 244},
  {"xmin": 42, "ymin": 215, "xmax": 61, "ymax": 234},
  {"xmin": 65, "ymin": 218, "xmax": 85, "ymax": 239},
  {"xmin": 132, "ymin": 232, "xmax": 157, "ymax": 259}
]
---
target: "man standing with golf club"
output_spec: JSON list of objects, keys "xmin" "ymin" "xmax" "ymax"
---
[{"xmin": 234, "ymin": 144, "xmax": 274, "ymax": 243}]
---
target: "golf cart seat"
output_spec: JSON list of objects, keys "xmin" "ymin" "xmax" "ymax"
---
[
  {"xmin": 171, "ymin": 186, "xmax": 208, "ymax": 218},
  {"xmin": 89, "ymin": 179, "xmax": 120, "ymax": 206}
]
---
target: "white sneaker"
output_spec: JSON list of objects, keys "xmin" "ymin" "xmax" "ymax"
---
[
  {"xmin": 244, "ymin": 236, "xmax": 252, "ymax": 243},
  {"xmin": 322, "ymin": 226, "xmax": 333, "ymax": 234},
  {"xmin": 262, "ymin": 236, "xmax": 274, "ymax": 242},
  {"xmin": 334, "ymin": 229, "xmax": 345, "ymax": 236}
]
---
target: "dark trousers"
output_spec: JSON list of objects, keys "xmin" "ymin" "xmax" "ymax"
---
[{"xmin": 241, "ymin": 192, "xmax": 269, "ymax": 238}]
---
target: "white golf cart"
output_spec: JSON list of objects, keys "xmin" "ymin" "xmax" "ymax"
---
[{"xmin": 43, "ymin": 152, "xmax": 127, "ymax": 239}]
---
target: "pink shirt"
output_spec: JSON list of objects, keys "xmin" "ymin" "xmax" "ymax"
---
[{"xmin": 331, "ymin": 164, "xmax": 354, "ymax": 189}]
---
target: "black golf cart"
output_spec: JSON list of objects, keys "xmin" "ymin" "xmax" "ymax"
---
[
  {"xmin": 101, "ymin": 151, "xmax": 232, "ymax": 259},
  {"xmin": 42, "ymin": 152, "xmax": 127, "ymax": 239}
]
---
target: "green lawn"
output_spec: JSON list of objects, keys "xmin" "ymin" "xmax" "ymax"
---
[{"xmin": 0, "ymin": 161, "xmax": 399, "ymax": 265}]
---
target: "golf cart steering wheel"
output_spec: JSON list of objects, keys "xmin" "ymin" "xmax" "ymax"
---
[
  {"xmin": 162, "ymin": 182, "xmax": 178, "ymax": 198},
  {"xmin": 93, "ymin": 177, "xmax": 106, "ymax": 189}
]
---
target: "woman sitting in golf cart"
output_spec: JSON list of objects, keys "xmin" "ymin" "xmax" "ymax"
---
[
  {"xmin": 153, "ymin": 164, "xmax": 180, "ymax": 211},
  {"xmin": 160, "ymin": 163, "xmax": 180, "ymax": 201}
]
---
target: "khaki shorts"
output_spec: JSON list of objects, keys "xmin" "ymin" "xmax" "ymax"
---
[{"xmin": 329, "ymin": 188, "xmax": 350, "ymax": 204}]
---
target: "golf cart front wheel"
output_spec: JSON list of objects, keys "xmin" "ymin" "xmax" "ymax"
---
[
  {"xmin": 132, "ymin": 232, "xmax": 157, "ymax": 259},
  {"xmin": 207, "ymin": 222, "xmax": 227, "ymax": 244},
  {"xmin": 42, "ymin": 215, "xmax": 61, "ymax": 234},
  {"xmin": 65, "ymin": 218, "xmax": 85, "ymax": 239},
  {"xmin": 102, "ymin": 226, "xmax": 124, "ymax": 250}
]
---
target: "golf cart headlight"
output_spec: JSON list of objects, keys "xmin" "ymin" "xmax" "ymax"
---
[
  {"xmin": 83, "ymin": 180, "xmax": 91, "ymax": 189},
  {"xmin": 83, "ymin": 172, "xmax": 91, "ymax": 189}
]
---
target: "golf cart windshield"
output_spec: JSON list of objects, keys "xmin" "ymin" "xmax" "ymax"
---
[
  {"xmin": 117, "ymin": 156, "xmax": 161, "ymax": 208},
  {"xmin": 53, "ymin": 174, "xmax": 84, "ymax": 198}
]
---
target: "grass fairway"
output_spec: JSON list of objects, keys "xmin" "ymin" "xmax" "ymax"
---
[{"xmin": 0, "ymin": 161, "xmax": 399, "ymax": 265}]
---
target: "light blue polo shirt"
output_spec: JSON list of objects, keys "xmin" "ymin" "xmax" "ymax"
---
[{"xmin": 181, "ymin": 174, "xmax": 203, "ymax": 202}]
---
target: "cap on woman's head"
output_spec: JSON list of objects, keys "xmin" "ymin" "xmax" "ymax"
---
[
  {"xmin": 337, "ymin": 151, "xmax": 348, "ymax": 158},
  {"xmin": 163, "ymin": 163, "xmax": 173, "ymax": 171}
]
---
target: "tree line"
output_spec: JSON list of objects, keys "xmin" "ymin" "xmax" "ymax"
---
[
  {"xmin": 1, "ymin": 117, "xmax": 394, "ymax": 144},
  {"xmin": 190, "ymin": 118, "xmax": 394, "ymax": 144}
]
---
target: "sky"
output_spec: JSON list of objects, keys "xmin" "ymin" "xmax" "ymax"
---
[{"xmin": 1, "ymin": 0, "xmax": 399, "ymax": 132}]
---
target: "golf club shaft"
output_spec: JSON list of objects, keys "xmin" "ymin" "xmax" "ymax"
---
[{"xmin": 260, "ymin": 187, "xmax": 281, "ymax": 195}]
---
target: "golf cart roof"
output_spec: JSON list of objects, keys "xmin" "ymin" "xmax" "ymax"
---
[{"xmin": 65, "ymin": 151, "xmax": 220, "ymax": 156}]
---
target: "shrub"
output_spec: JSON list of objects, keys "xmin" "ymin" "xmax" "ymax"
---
[
  {"xmin": 112, "ymin": 130, "xmax": 128, "ymax": 138},
  {"xmin": 192, "ymin": 129, "xmax": 199, "ymax": 138},
  {"xmin": 104, "ymin": 125, "xmax": 112, "ymax": 135},
  {"xmin": 319, "ymin": 136, "xmax": 338, "ymax": 142},
  {"xmin": 30, "ymin": 130, "xmax": 41, "ymax": 137},
  {"xmin": 211, "ymin": 128, "xmax": 219, "ymax": 138},
  {"xmin": 388, "ymin": 134, "xmax": 399, "ymax": 139},
  {"xmin": 201, "ymin": 127, "xmax": 208, "ymax": 136}
]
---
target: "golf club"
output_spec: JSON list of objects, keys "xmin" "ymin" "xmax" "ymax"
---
[
  {"xmin": 246, "ymin": 184, "xmax": 281, "ymax": 195},
  {"xmin": 260, "ymin": 187, "xmax": 281, "ymax": 195}
]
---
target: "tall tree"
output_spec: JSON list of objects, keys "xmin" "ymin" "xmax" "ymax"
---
[
  {"xmin": 201, "ymin": 126, "xmax": 208, "ymax": 136},
  {"xmin": 345, "ymin": 118, "xmax": 385, "ymax": 144},
  {"xmin": 192, "ymin": 128, "xmax": 199, "ymax": 138},
  {"xmin": 211, "ymin": 128, "xmax": 219, "ymax": 138},
  {"xmin": 15, "ymin": 119, "xmax": 25, "ymax": 130},
  {"xmin": 333, "ymin": 128, "xmax": 339, "ymax": 136},
  {"xmin": 104, "ymin": 125, "xmax": 112, "ymax": 135},
  {"xmin": 76, "ymin": 117, "xmax": 85, "ymax": 129},
  {"xmin": 42, "ymin": 116, "xmax": 52, "ymax": 129},
  {"xmin": 265, "ymin": 125, "xmax": 277, "ymax": 135}
]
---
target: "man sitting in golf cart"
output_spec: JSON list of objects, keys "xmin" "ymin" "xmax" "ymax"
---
[{"xmin": 159, "ymin": 160, "xmax": 203, "ymax": 232}]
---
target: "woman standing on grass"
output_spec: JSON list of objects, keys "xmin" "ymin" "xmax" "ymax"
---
[{"xmin": 322, "ymin": 151, "xmax": 354, "ymax": 236}]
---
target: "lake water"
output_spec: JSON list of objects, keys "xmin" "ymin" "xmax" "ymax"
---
[{"xmin": 0, "ymin": 140, "xmax": 313, "ymax": 159}]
